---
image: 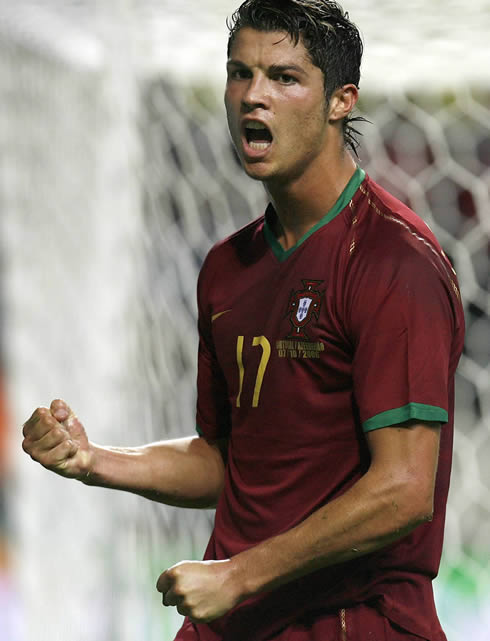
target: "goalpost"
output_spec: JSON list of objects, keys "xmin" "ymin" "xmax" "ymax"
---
[{"xmin": 1, "ymin": 2, "xmax": 489, "ymax": 641}]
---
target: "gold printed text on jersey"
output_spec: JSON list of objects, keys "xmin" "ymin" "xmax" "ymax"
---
[{"xmin": 276, "ymin": 339, "xmax": 325, "ymax": 359}]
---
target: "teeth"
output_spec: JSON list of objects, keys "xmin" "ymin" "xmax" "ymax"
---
[
  {"xmin": 249, "ymin": 142, "xmax": 270, "ymax": 150},
  {"xmin": 246, "ymin": 121, "xmax": 268, "ymax": 130}
]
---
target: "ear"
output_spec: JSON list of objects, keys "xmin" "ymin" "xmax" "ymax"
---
[{"xmin": 328, "ymin": 84, "xmax": 359, "ymax": 123}]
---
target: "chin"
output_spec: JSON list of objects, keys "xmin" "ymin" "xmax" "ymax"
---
[
  {"xmin": 244, "ymin": 167, "xmax": 270, "ymax": 182},
  {"xmin": 242, "ymin": 160, "xmax": 276, "ymax": 182}
]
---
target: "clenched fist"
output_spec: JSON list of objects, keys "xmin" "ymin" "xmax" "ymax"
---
[
  {"xmin": 156, "ymin": 559, "xmax": 243, "ymax": 623},
  {"xmin": 22, "ymin": 399, "xmax": 93, "ymax": 480}
]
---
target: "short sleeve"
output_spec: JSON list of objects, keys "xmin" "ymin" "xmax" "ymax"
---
[
  {"xmin": 195, "ymin": 257, "xmax": 232, "ymax": 440},
  {"xmin": 349, "ymin": 242, "xmax": 456, "ymax": 432}
]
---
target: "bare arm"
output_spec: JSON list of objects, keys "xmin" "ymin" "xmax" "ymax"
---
[
  {"xmin": 231, "ymin": 420, "xmax": 440, "ymax": 594},
  {"xmin": 157, "ymin": 420, "xmax": 441, "ymax": 621},
  {"xmin": 85, "ymin": 436, "xmax": 227, "ymax": 508},
  {"xmin": 22, "ymin": 399, "xmax": 227, "ymax": 509}
]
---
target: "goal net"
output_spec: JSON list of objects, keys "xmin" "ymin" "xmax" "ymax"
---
[{"xmin": 1, "ymin": 2, "xmax": 489, "ymax": 641}]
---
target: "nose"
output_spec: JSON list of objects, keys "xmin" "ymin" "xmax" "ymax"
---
[{"xmin": 241, "ymin": 73, "xmax": 270, "ymax": 112}]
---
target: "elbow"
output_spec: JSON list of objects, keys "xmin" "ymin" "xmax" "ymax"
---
[
  {"xmin": 388, "ymin": 479, "xmax": 435, "ymax": 533},
  {"xmin": 201, "ymin": 481, "xmax": 225, "ymax": 509},
  {"xmin": 416, "ymin": 487, "xmax": 435, "ymax": 522},
  {"xmin": 405, "ymin": 476, "xmax": 435, "ymax": 527},
  {"xmin": 407, "ymin": 503, "xmax": 434, "ymax": 529},
  {"xmin": 412, "ymin": 494, "xmax": 435, "ymax": 526}
]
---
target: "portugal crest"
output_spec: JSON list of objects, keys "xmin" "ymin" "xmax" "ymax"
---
[{"xmin": 286, "ymin": 279, "xmax": 324, "ymax": 339}]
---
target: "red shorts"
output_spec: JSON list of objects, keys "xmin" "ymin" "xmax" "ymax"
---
[
  {"xmin": 177, "ymin": 604, "xmax": 438, "ymax": 640},
  {"xmin": 272, "ymin": 604, "xmax": 430, "ymax": 641}
]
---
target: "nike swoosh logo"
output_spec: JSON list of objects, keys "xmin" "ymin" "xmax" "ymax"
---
[{"xmin": 211, "ymin": 309, "xmax": 232, "ymax": 323}]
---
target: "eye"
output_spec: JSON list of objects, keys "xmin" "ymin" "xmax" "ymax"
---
[
  {"xmin": 276, "ymin": 73, "xmax": 297, "ymax": 85},
  {"xmin": 228, "ymin": 68, "xmax": 252, "ymax": 80}
]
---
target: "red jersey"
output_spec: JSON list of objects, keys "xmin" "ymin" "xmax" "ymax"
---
[{"xmin": 176, "ymin": 168, "xmax": 465, "ymax": 641}]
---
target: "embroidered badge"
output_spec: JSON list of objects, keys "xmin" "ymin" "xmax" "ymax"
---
[{"xmin": 286, "ymin": 279, "xmax": 324, "ymax": 340}]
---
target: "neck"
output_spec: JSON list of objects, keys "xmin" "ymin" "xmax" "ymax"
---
[{"xmin": 264, "ymin": 149, "xmax": 357, "ymax": 251}]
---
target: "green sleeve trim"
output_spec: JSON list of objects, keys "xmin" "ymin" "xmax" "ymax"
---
[
  {"xmin": 196, "ymin": 424, "xmax": 204, "ymax": 436},
  {"xmin": 264, "ymin": 167, "xmax": 365, "ymax": 262},
  {"xmin": 363, "ymin": 403, "xmax": 448, "ymax": 432}
]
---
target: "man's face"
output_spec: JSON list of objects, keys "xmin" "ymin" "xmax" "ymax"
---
[{"xmin": 225, "ymin": 27, "xmax": 331, "ymax": 185}]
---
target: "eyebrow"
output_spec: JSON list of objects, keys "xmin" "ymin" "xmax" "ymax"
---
[{"xmin": 227, "ymin": 60, "xmax": 307, "ymax": 75}]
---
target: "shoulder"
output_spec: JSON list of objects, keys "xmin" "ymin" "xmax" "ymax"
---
[
  {"xmin": 197, "ymin": 213, "xmax": 267, "ymax": 294},
  {"xmin": 352, "ymin": 174, "xmax": 458, "ymax": 287},
  {"xmin": 356, "ymin": 175, "xmax": 437, "ymax": 249},
  {"xmin": 345, "ymin": 174, "xmax": 464, "ymax": 331},
  {"xmin": 209, "ymin": 214, "xmax": 266, "ymax": 258}
]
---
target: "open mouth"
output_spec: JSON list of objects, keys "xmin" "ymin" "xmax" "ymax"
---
[{"xmin": 244, "ymin": 121, "xmax": 273, "ymax": 152}]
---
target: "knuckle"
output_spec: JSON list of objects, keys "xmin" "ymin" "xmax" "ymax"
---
[
  {"xmin": 60, "ymin": 439, "xmax": 74, "ymax": 454},
  {"xmin": 44, "ymin": 450, "xmax": 64, "ymax": 468},
  {"xmin": 21, "ymin": 439, "xmax": 30, "ymax": 453},
  {"xmin": 53, "ymin": 440, "xmax": 70, "ymax": 457},
  {"xmin": 51, "ymin": 427, "xmax": 65, "ymax": 442},
  {"xmin": 29, "ymin": 450, "xmax": 41, "ymax": 463},
  {"xmin": 167, "ymin": 568, "xmax": 178, "ymax": 581}
]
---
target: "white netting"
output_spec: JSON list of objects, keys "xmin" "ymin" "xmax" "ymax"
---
[{"xmin": 1, "ymin": 2, "xmax": 489, "ymax": 641}]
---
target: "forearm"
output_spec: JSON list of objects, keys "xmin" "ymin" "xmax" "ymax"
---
[
  {"xmin": 83, "ymin": 436, "xmax": 226, "ymax": 509},
  {"xmin": 231, "ymin": 469, "xmax": 432, "ymax": 600}
]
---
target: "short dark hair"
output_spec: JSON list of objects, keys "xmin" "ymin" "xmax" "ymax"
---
[{"xmin": 227, "ymin": 0, "xmax": 366, "ymax": 153}]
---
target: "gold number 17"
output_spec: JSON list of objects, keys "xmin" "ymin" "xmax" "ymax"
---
[{"xmin": 236, "ymin": 335, "xmax": 271, "ymax": 408}]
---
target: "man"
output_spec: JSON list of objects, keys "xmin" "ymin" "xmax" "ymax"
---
[{"xmin": 22, "ymin": 1, "xmax": 465, "ymax": 640}]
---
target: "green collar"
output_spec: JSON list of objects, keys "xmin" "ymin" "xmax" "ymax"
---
[{"xmin": 264, "ymin": 167, "xmax": 365, "ymax": 262}]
